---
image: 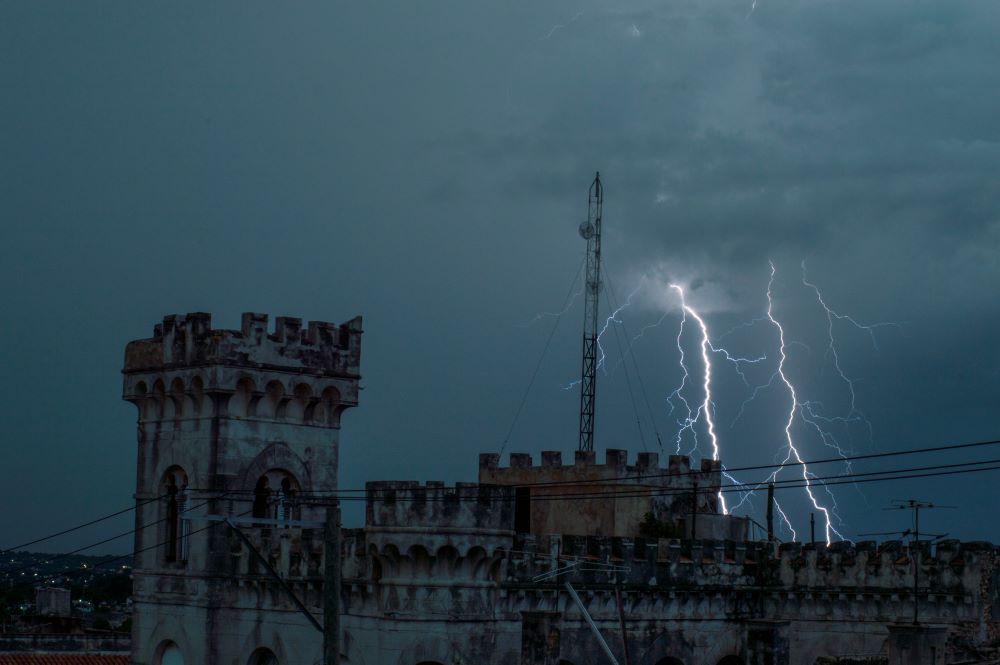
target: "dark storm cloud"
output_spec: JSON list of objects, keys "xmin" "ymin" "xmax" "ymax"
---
[{"xmin": 2, "ymin": 0, "xmax": 999, "ymax": 549}]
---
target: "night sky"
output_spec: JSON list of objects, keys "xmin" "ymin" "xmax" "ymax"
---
[{"xmin": 2, "ymin": 0, "xmax": 999, "ymax": 554}]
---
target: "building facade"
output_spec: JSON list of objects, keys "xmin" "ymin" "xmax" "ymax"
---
[{"xmin": 124, "ymin": 313, "xmax": 1000, "ymax": 665}]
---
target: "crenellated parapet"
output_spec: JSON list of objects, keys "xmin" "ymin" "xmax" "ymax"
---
[
  {"xmin": 125, "ymin": 312, "xmax": 361, "ymax": 376},
  {"xmin": 364, "ymin": 481, "xmax": 515, "ymax": 555},
  {"xmin": 122, "ymin": 312, "xmax": 362, "ymax": 425},
  {"xmin": 479, "ymin": 449, "xmax": 721, "ymax": 489},
  {"xmin": 477, "ymin": 449, "xmax": 728, "ymax": 537}
]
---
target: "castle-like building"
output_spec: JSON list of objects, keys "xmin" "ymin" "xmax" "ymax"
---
[{"xmin": 123, "ymin": 312, "xmax": 999, "ymax": 665}]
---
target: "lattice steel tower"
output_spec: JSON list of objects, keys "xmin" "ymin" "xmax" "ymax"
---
[{"xmin": 577, "ymin": 172, "xmax": 603, "ymax": 451}]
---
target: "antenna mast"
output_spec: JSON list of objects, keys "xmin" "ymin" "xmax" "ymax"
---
[{"xmin": 578, "ymin": 172, "xmax": 603, "ymax": 451}]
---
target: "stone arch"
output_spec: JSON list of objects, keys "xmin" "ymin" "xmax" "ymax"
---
[
  {"xmin": 155, "ymin": 640, "xmax": 185, "ymax": 665},
  {"xmin": 379, "ymin": 543, "xmax": 401, "ymax": 578},
  {"xmin": 312, "ymin": 385, "xmax": 342, "ymax": 426},
  {"xmin": 241, "ymin": 443, "xmax": 311, "ymax": 495},
  {"xmin": 149, "ymin": 379, "xmax": 167, "ymax": 420},
  {"xmin": 228, "ymin": 376, "xmax": 257, "ymax": 418},
  {"xmin": 257, "ymin": 380, "xmax": 285, "ymax": 419},
  {"xmin": 250, "ymin": 469, "xmax": 301, "ymax": 522},
  {"xmin": 433, "ymin": 545, "xmax": 459, "ymax": 577},
  {"xmin": 407, "ymin": 544, "xmax": 432, "ymax": 578},
  {"xmin": 285, "ymin": 382, "xmax": 313, "ymax": 423},
  {"xmin": 247, "ymin": 647, "xmax": 280, "ymax": 665},
  {"xmin": 169, "ymin": 377, "xmax": 191, "ymax": 419},
  {"xmin": 160, "ymin": 466, "xmax": 189, "ymax": 563},
  {"xmin": 132, "ymin": 380, "xmax": 154, "ymax": 421},
  {"xmin": 188, "ymin": 375, "xmax": 208, "ymax": 417},
  {"xmin": 465, "ymin": 545, "xmax": 488, "ymax": 579},
  {"xmin": 488, "ymin": 556, "xmax": 505, "ymax": 583}
]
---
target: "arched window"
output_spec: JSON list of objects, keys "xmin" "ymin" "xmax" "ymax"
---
[
  {"xmin": 161, "ymin": 468, "xmax": 189, "ymax": 563},
  {"xmin": 248, "ymin": 647, "xmax": 279, "ymax": 665},
  {"xmin": 251, "ymin": 470, "xmax": 301, "ymax": 525},
  {"xmin": 156, "ymin": 641, "xmax": 185, "ymax": 665},
  {"xmin": 252, "ymin": 476, "xmax": 272, "ymax": 519}
]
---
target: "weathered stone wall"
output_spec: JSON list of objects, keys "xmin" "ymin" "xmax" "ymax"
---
[{"xmin": 338, "ymin": 512, "xmax": 1000, "ymax": 665}]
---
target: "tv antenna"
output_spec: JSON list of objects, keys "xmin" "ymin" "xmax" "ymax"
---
[{"xmin": 878, "ymin": 499, "xmax": 955, "ymax": 624}]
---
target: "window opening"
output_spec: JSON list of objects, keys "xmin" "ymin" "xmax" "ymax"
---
[
  {"xmin": 253, "ymin": 476, "xmax": 272, "ymax": 519},
  {"xmin": 515, "ymin": 487, "xmax": 531, "ymax": 534}
]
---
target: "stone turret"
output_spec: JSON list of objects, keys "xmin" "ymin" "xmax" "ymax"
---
[{"xmin": 123, "ymin": 312, "xmax": 362, "ymax": 665}]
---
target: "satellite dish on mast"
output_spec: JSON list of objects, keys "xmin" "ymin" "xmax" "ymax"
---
[{"xmin": 579, "ymin": 220, "xmax": 595, "ymax": 239}]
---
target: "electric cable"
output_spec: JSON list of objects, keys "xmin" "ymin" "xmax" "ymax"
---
[
  {"xmin": 189, "ymin": 455, "xmax": 1000, "ymax": 504},
  {"xmin": 600, "ymin": 263, "xmax": 648, "ymax": 452},
  {"xmin": 499, "ymin": 256, "xmax": 586, "ymax": 456},
  {"xmin": 0, "ymin": 494, "xmax": 165, "ymax": 556},
  {"xmin": 188, "ymin": 435, "xmax": 1000, "ymax": 494},
  {"xmin": 1, "ymin": 495, "xmax": 222, "ymax": 578}
]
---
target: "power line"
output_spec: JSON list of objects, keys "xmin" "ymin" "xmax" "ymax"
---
[
  {"xmin": 189, "ymin": 435, "xmax": 1000, "ymax": 494},
  {"xmin": 0, "ymin": 494, "xmax": 165, "ymax": 556},
  {"xmin": 500, "ymin": 256, "xmax": 586, "ymax": 457},
  {"xmin": 190, "ymin": 456, "xmax": 1000, "ymax": 504},
  {"xmin": 3, "ymin": 508, "xmax": 253, "ymax": 592},
  {"xmin": 6, "ymin": 462, "xmax": 996, "ymax": 577},
  {"xmin": 1, "ymin": 496, "xmax": 220, "ymax": 578},
  {"xmin": 14, "ymin": 436, "xmax": 999, "ymax": 568},
  {"xmin": 600, "ymin": 265, "xmax": 648, "ymax": 453}
]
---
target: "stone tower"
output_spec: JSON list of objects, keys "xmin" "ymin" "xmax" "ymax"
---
[{"xmin": 122, "ymin": 312, "xmax": 362, "ymax": 665}]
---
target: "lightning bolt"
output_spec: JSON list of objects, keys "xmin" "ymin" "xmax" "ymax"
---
[
  {"xmin": 597, "ymin": 278, "xmax": 648, "ymax": 374},
  {"xmin": 666, "ymin": 284, "xmax": 766, "ymax": 446},
  {"xmin": 765, "ymin": 261, "xmax": 842, "ymax": 544},
  {"xmin": 562, "ymin": 276, "xmax": 647, "ymax": 391},
  {"xmin": 519, "ymin": 282, "xmax": 584, "ymax": 328},
  {"xmin": 667, "ymin": 284, "xmax": 770, "ymax": 515},
  {"xmin": 540, "ymin": 10, "xmax": 585, "ymax": 40}
]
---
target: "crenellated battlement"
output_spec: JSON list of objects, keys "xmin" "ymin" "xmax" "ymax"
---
[
  {"xmin": 501, "ymin": 534, "xmax": 996, "ymax": 595},
  {"xmin": 122, "ymin": 312, "xmax": 363, "ymax": 424},
  {"xmin": 124, "ymin": 312, "xmax": 362, "ymax": 377},
  {"xmin": 479, "ymin": 449, "xmax": 720, "ymax": 486},
  {"xmin": 366, "ymin": 481, "xmax": 514, "ymax": 531},
  {"xmin": 476, "ymin": 449, "xmax": 725, "ymax": 537}
]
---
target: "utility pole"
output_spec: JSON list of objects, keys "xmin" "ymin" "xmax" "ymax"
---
[
  {"xmin": 880, "ymin": 500, "xmax": 952, "ymax": 626},
  {"xmin": 323, "ymin": 503, "xmax": 341, "ymax": 665},
  {"xmin": 810, "ymin": 513, "xmax": 815, "ymax": 545},
  {"xmin": 766, "ymin": 483, "xmax": 774, "ymax": 542},
  {"xmin": 691, "ymin": 481, "xmax": 698, "ymax": 539},
  {"xmin": 578, "ymin": 172, "xmax": 603, "ymax": 452}
]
